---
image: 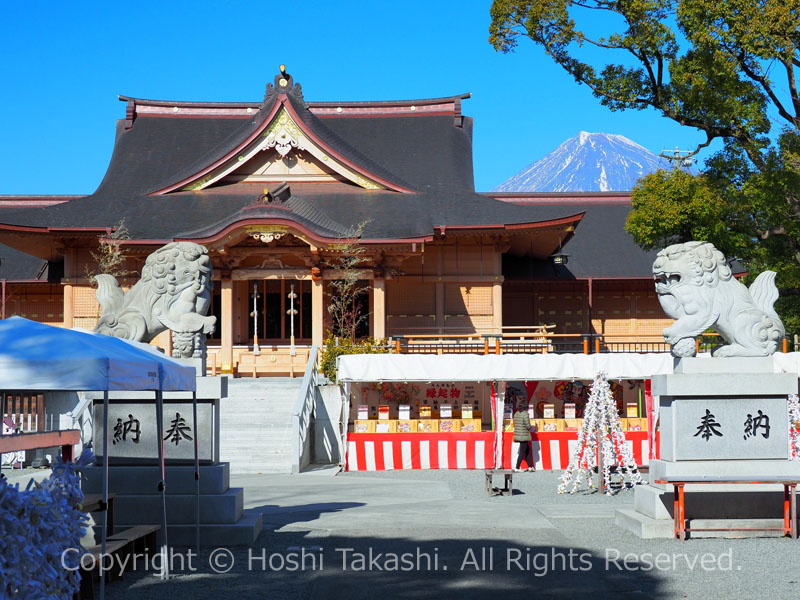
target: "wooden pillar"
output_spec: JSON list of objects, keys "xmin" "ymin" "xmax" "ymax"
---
[
  {"xmin": 373, "ymin": 278, "xmax": 386, "ymax": 340},
  {"xmin": 63, "ymin": 284, "xmax": 74, "ymax": 328},
  {"xmin": 492, "ymin": 278, "xmax": 503, "ymax": 335},
  {"xmin": 312, "ymin": 273, "xmax": 323, "ymax": 346},
  {"xmin": 435, "ymin": 282, "xmax": 444, "ymax": 333},
  {"xmin": 221, "ymin": 278, "xmax": 233, "ymax": 373}
]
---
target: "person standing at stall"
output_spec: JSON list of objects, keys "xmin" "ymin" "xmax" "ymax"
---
[{"xmin": 513, "ymin": 400, "xmax": 535, "ymax": 472}]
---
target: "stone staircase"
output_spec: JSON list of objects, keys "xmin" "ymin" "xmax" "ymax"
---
[{"xmin": 220, "ymin": 377, "xmax": 302, "ymax": 474}]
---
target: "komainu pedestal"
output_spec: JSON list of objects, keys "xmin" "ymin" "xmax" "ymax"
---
[{"xmin": 618, "ymin": 358, "xmax": 800, "ymax": 538}]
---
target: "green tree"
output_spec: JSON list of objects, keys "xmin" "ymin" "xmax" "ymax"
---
[
  {"xmin": 325, "ymin": 222, "xmax": 372, "ymax": 342},
  {"xmin": 84, "ymin": 219, "xmax": 133, "ymax": 286},
  {"xmin": 490, "ymin": 0, "xmax": 800, "ymax": 332}
]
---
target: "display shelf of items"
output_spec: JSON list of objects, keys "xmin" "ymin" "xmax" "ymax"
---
[
  {"xmin": 354, "ymin": 410, "xmax": 484, "ymax": 434},
  {"xmin": 346, "ymin": 379, "xmax": 657, "ymax": 472},
  {"xmin": 502, "ymin": 417, "xmax": 649, "ymax": 434}
]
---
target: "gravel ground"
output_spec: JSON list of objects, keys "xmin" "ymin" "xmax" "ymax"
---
[
  {"xmin": 1, "ymin": 466, "xmax": 52, "ymax": 486},
  {"xmin": 91, "ymin": 469, "xmax": 800, "ymax": 599}
]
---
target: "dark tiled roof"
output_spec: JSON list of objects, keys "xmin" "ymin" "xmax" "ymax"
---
[
  {"xmin": 282, "ymin": 94, "xmax": 416, "ymax": 191},
  {"xmin": 501, "ymin": 202, "xmax": 658, "ymax": 279},
  {"xmin": 0, "ymin": 244, "xmax": 49, "ymax": 281},
  {"xmin": 322, "ymin": 115, "xmax": 474, "ymax": 192},
  {"xmin": 93, "ymin": 117, "xmax": 247, "ymax": 197},
  {"xmin": 96, "ymin": 85, "xmax": 474, "ymax": 197},
  {"xmin": 0, "ymin": 183, "xmax": 585, "ymax": 242}
]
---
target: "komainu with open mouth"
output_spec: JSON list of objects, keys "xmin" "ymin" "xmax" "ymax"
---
[{"xmin": 652, "ymin": 241, "xmax": 784, "ymax": 357}]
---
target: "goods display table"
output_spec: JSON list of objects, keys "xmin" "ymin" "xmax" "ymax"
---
[{"xmin": 345, "ymin": 428, "xmax": 654, "ymax": 472}]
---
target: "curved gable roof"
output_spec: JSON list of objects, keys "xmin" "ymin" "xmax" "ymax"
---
[{"xmin": 151, "ymin": 76, "xmax": 416, "ymax": 194}]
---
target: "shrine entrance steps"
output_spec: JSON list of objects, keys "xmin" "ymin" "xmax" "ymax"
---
[{"xmin": 220, "ymin": 377, "xmax": 302, "ymax": 474}]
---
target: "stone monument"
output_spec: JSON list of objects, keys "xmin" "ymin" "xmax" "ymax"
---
[
  {"xmin": 617, "ymin": 241, "xmax": 800, "ymax": 538},
  {"xmin": 94, "ymin": 241, "xmax": 217, "ymax": 370},
  {"xmin": 84, "ymin": 242, "xmax": 262, "ymax": 545}
]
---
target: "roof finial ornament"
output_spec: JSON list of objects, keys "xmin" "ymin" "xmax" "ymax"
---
[{"xmin": 263, "ymin": 64, "xmax": 303, "ymax": 104}]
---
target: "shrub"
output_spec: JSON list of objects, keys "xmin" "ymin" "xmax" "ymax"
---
[{"xmin": 319, "ymin": 333, "xmax": 388, "ymax": 381}]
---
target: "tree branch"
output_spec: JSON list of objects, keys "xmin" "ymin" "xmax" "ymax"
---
[
  {"xmin": 577, "ymin": 34, "xmax": 627, "ymax": 50},
  {"xmin": 783, "ymin": 57, "xmax": 800, "ymax": 123},
  {"xmin": 738, "ymin": 52, "xmax": 797, "ymax": 127}
]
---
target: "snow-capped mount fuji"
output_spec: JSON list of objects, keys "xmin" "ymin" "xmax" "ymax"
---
[{"xmin": 493, "ymin": 131, "xmax": 668, "ymax": 192}]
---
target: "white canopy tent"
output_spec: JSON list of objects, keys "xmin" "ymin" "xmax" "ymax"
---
[
  {"xmin": 336, "ymin": 352, "xmax": 800, "ymax": 471},
  {"xmin": 337, "ymin": 352, "xmax": 800, "ymax": 383},
  {"xmin": 0, "ymin": 317, "xmax": 197, "ymax": 598},
  {"xmin": 337, "ymin": 353, "xmax": 676, "ymax": 382}
]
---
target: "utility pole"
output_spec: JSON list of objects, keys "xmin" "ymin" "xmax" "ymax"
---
[{"xmin": 659, "ymin": 146, "xmax": 696, "ymax": 168}]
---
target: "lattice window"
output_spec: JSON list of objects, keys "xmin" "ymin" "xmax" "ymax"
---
[
  {"xmin": 386, "ymin": 281, "xmax": 435, "ymax": 315},
  {"xmin": 444, "ymin": 284, "xmax": 492, "ymax": 315},
  {"xmin": 633, "ymin": 292, "xmax": 671, "ymax": 335},
  {"xmin": 442, "ymin": 246, "xmax": 492, "ymax": 276},
  {"xmin": 593, "ymin": 293, "xmax": 633, "ymax": 335},
  {"xmin": 536, "ymin": 292, "xmax": 586, "ymax": 333},
  {"xmin": 74, "ymin": 286, "xmax": 101, "ymax": 318},
  {"xmin": 73, "ymin": 317, "xmax": 99, "ymax": 330}
]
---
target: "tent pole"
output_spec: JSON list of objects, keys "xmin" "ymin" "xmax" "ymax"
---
[
  {"xmin": 193, "ymin": 390, "xmax": 200, "ymax": 555},
  {"xmin": 100, "ymin": 391, "xmax": 108, "ymax": 600},
  {"xmin": 156, "ymin": 389, "xmax": 169, "ymax": 579}
]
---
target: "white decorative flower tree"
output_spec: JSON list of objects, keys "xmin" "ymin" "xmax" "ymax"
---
[
  {"xmin": 558, "ymin": 371, "xmax": 643, "ymax": 495},
  {"xmin": 789, "ymin": 394, "xmax": 800, "ymax": 461}
]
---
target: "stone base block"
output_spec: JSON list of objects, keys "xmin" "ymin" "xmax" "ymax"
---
[
  {"xmin": 634, "ymin": 483, "xmax": 795, "ymax": 520},
  {"xmin": 165, "ymin": 509, "xmax": 263, "ymax": 546},
  {"xmin": 686, "ymin": 519, "xmax": 788, "ymax": 538},
  {"xmin": 673, "ymin": 356, "xmax": 775, "ymax": 374},
  {"xmin": 81, "ymin": 463, "xmax": 230, "ymax": 496},
  {"xmin": 648, "ymin": 459, "xmax": 800, "ymax": 490},
  {"xmin": 616, "ymin": 509, "xmax": 789, "ymax": 539},
  {"xmin": 112, "ymin": 488, "xmax": 243, "ymax": 525},
  {"xmin": 615, "ymin": 508, "xmax": 675, "ymax": 539}
]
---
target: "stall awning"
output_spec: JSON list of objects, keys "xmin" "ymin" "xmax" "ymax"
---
[{"xmin": 337, "ymin": 352, "xmax": 800, "ymax": 383}]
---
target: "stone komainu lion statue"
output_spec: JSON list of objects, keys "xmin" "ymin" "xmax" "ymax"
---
[
  {"xmin": 94, "ymin": 242, "xmax": 217, "ymax": 359},
  {"xmin": 653, "ymin": 241, "xmax": 784, "ymax": 357}
]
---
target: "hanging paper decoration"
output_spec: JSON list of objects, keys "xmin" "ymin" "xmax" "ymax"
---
[
  {"xmin": 558, "ymin": 371, "xmax": 643, "ymax": 495},
  {"xmin": 789, "ymin": 394, "xmax": 800, "ymax": 461}
]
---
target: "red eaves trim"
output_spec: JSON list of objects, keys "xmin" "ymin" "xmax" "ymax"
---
[
  {"xmin": 315, "ymin": 110, "xmax": 455, "ymax": 120},
  {"xmin": 101, "ymin": 238, "xmax": 172, "ymax": 246},
  {"xmin": 153, "ymin": 95, "xmax": 413, "ymax": 195},
  {"xmin": 0, "ymin": 224, "xmax": 109, "ymax": 234},
  {"xmin": 433, "ymin": 213, "xmax": 585, "ymax": 232},
  {"xmin": 1, "ymin": 279, "xmax": 56, "ymax": 284},
  {"xmin": 120, "ymin": 92, "xmax": 471, "ymax": 110}
]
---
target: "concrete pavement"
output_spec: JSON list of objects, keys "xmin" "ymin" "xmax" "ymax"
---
[{"xmin": 90, "ymin": 468, "xmax": 800, "ymax": 599}]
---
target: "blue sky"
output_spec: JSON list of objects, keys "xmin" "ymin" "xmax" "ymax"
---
[{"xmin": 0, "ymin": 1, "xmax": 713, "ymax": 195}]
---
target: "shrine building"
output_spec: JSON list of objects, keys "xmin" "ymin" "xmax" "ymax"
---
[{"xmin": 0, "ymin": 68, "xmax": 670, "ymax": 376}]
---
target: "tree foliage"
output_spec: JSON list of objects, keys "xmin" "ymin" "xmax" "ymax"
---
[
  {"xmin": 84, "ymin": 219, "xmax": 132, "ymax": 286},
  {"xmin": 325, "ymin": 222, "xmax": 372, "ymax": 342},
  {"xmin": 490, "ymin": 0, "xmax": 800, "ymax": 331}
]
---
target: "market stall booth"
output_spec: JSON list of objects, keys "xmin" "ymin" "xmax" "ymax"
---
[{"xmin": 337, "ymin": 353, "xmax": 675, "ymax": 472}]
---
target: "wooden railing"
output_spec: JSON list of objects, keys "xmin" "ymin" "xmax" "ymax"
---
[
  {"xmin": 390, "ymin": 332, "xmax": 790, "ymax": 356},
  {"xmin": 205, "ymin": 331, "xmax": 791, "ymax": 377}
]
